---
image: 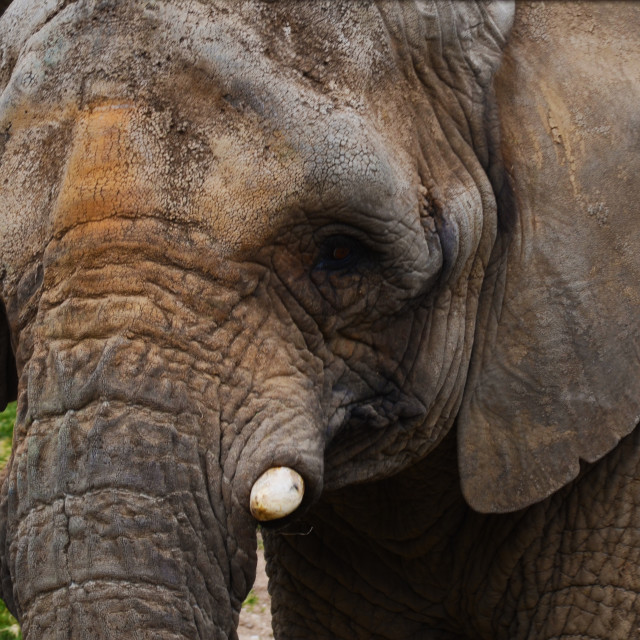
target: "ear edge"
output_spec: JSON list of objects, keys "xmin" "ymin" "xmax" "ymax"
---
[{"xmin": 458, "ymin": 399, "xmax": 638, "ymax": 514}]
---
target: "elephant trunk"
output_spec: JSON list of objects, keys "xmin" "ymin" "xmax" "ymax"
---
[
  {"xmin": 1, "ymin": 254, "xmax": 325, "ymax": 638},
  {"xmin": 14, "ymin": 490, "xmax": 231, "ymax": 639},
  {"xmin": 6, "ymin": 397, "xmax": 253, "ymax": 640}
]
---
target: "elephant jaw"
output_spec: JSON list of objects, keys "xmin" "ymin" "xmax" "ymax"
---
[{"xmin": 249, "ymin": 467, "xmax": 305, "ymax": 521}]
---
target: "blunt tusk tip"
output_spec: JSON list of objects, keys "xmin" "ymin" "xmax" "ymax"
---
[{"xmin": 250, "ymin": 467, "xmax": 305, "ymax": 521}]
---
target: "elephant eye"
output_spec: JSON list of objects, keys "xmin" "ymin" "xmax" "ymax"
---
[
  {"xmin": 314, "ymin": 235, "xmax": 368, "ymax": 272},
  {"xmin": 331, "ymin": 246, "xmax": 351, "ymax": 261}
]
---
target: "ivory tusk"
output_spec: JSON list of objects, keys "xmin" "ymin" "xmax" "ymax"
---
[{"xmin": 250, "ymin": 467, "xmax": 305, "ymax": 521}]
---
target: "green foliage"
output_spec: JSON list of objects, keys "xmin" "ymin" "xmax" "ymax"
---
[
  {"xmin": 0, "ymin": 607, "xmax": 20, "ymax": 640},
  {"xmin": 0, "ymin": 402, "xmax": 20, "ymax": 639},
  {"xmin": 0, "ymin": 402, "xmax": 15, "ymax": 469},
  {"xmin": 242, "ymin": 589, "xmax": 260, "ymax": 612}
]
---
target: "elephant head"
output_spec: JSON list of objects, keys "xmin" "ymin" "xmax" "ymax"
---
[{"xmin": 1, "ymin": 1, "xmax": 639, "ymax": 638}]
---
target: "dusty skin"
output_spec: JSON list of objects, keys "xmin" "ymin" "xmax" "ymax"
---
[{"xmin": 1, "ymin": 2, "xmax": 640, "ymax": 639}]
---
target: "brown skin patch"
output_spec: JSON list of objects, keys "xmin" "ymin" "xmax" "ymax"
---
[{"xmin": 53, "ymin": 104, "xmax": 164, "ymax": 236}]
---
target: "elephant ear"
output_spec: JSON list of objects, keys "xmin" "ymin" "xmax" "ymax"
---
[
  {"xmin": 458, "ymin": 3, "xmax": 640, "ymax": 513},
  {"xmin": 0, "ymin": 300, "xmax": 16, "ymax": 412}
]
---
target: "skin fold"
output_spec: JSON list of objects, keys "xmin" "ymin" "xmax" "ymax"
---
[{"xmin": 0, "ymin": 1, "xmax": 639, "ymax": 638}]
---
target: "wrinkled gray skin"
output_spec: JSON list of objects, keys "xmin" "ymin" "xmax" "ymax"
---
[{"xmin": 1, "ymin": 1, "xmax": 640, "ymax": 638}]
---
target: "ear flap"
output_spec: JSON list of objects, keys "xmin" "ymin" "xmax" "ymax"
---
[
  {"xmin": 458, "ymin": 3, "xmax": 640, "ymax": 513},
  {"xmin": 0, "ymin": 300, "xmax": 16, "ymax": 412}
]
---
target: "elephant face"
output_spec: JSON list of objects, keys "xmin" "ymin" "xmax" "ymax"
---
[
  {"xmin": 0, "ymin": 2, "xmax": 510, "ymax": 635},
  {"xmin": 0, "ymin": 2, "xmax": 505, "ymax": 492},
  {"xmin": 3, "ymin": 1, "xmax": 640, "ymax": 638}
]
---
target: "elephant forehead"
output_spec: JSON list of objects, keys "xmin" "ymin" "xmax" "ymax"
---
[
  {"xmin": 48, "ymin": 101, "xmax": 409, "ymax": 252},
  {"xmin": 1, "ymin": 0, "xmax": 417, "ymax": 257},
  {"xmin": 1, "ymin": 0, "xmax": 395, "ymax": 97},
  {"xmin": 160, "ymin": 0, "xmax": 414, "ymax": 248}
]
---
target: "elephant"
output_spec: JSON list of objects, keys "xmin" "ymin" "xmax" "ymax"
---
[{"xmin": 1, "ymin": 0, "xmax": 640, "ymax": 638}]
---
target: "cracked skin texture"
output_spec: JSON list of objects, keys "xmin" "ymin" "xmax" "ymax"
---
[{"xmin": 0, "ymin": 1, "xmax": 640, "ymax": 639}]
